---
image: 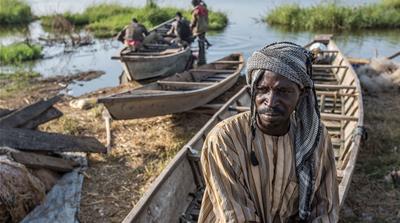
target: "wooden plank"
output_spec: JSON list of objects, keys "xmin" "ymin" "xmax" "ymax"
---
[
  {"xmin": 312, "ymin": 65, "xmax": 348, "ymax": 69},
  {"xmin": 0, "ymin": 96, "xmax": 61, "ymax": 128},
  {"xmin": 316, "ymin": 91, "xmax": 358, "ymax": 97},
  {"xmin": 320, "ymin": 113, "xmax": 358, "ymax": 121},
  {"xmin": 190, "ymin": 69, "xmax": 236, "ymax": 73},
  {"xmin": 0, "ymin": 108, "xmax": 13, "ymax": 118},
  {"xmin": 315, "ymin": 84, "xmax": 356, "ymax": 90},
  {"xmin": 319, "ymin": 50, "xmax": 339, "ymax": 54},
  {"xmin": 320, "ymin": 95, "xmax": 326, "ymax": 112},
  {"xmin": 157, "ymin": 80, "xmax": 214, "ymax": 87},
  {"xmin": 0, "ymin": 127, "xmax": 106, "ymax": 153},
  {"xmin": 11, "ymin": 151, "xmax": 79, "ymax": 172},
  {"xmin": 20, "ymin": 107, "xmax": 63, "ymax": 129},
  {"xmin": 388, "ymin": 50, "xmax": 400, "ymax": 60},
  {"xmin": 212, "ymin": 61, "xmax": 243, "ymax": 64}
]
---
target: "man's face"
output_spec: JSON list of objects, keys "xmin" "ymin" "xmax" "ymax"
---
[{"xmin": 255, "ymin": 70, "xmax": 302, "ymax": 131}]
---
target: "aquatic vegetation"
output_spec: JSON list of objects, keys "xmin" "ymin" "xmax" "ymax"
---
[
  {"xmin": 41, "ymin": 4, "xmax": 228, "ymax": 38},
  {"xmin": 265, "ymin": 0, "xmax": 400, "ymax": 30},
  {"xmin": 0, "ymin": 0, "xmax": 33, "ymax": 25},
  {"xmin": 0, "ymin": 42, "xmax": 42, "ymax": 64}
]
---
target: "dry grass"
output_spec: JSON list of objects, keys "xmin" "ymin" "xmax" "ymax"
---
[{"xmin": 340, "ymin": 90, "xmax": 400, "ymax": 222}]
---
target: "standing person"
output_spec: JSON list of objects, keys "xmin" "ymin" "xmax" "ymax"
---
[
  {"xmin": 198, "ymin": 42, "xmax": 339, "ymax": 222},
  {"xmin": 123, "ymin": 18, "xmax": 149, "ymax": 51},
  {"xmin": 191, "ymin": 0, "xmax": 209, "ymax": 65},
  {"xmin": 165, "ymin": 12, "xmax": 193, "ymax": 46}
]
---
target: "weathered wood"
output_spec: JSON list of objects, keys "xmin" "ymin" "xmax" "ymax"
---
[
  {"xmin": 190, "ymin": 69, "xmax": 237, "ymax": 73},
  {"xmin": 0, "ymin": 108, "xmax": 13, "ymax": 117},
  {"xmin": 157, "ymin": 80, "xmax": 214, "ymax": 87},
  {"xmin": 0, "ymin": 96, "xmax": 61, "ymax": 128},
  {"xmin": 11, "ymin": 151, "xmax": 79, "ymax": 172},
  {"xmin": 20, "ymin": 107, "xmax": 63, "ymax": 129},
  {"xmin": 212, "ymin": 61, "xmax": 243, "ymax": 64},
  {"xmin": 0, "ymin": 127, "xmax": 106, "ymax": 153},
  {"xmin": 320, "ymin": 95, "xmax": 326, "ymax": 112},
  {"xmin": 388, "ymin": 50, "xmax": 400, "ymax": 60},
  {"xmin": 315, "ymin": 84, "xmax": 356, "ymax": 90},
  {"xmin": 312, "ymin": 65, "xmax": 348, "ymax": 69},
  {"xmin": 103, "ymin": 109, "xmax": 112, "ymax": 153},
  {"xmin": 320, "ymin": 113, "xmax": 358, "ymax": 121},
  {"xmin": 316, "ymin": 91, "xmax": 358, "ymax": 97}
]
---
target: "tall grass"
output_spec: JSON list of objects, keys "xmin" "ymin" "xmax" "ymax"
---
[
  {"xmin": 41, "ymin": 4, "xmax": 228, "ymax": 38},
  {"xmin": 0, "ymin": 42, "xmax": 42, "ymax": 64},
  {"xmin": 0, "ymin": 0, "xmax": 33, "ymax": 25},
  {"xmin": 265, "ymin": 0, "xmax": 400, "ymax": 31}
]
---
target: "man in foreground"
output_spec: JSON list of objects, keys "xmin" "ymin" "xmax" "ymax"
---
[{"xmin": 198, "ymin": 42, "xmax": 339, "ymax": 222}]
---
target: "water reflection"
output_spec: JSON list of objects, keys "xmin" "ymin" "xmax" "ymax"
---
[{"xmin": 1, "ymin": 0, "xmax": 398, "ymax": 96}]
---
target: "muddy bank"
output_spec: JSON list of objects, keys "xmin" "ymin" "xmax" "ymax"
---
[{"xmin": 0, "ymin": 70, "xmax": 105, "ymax": 109}]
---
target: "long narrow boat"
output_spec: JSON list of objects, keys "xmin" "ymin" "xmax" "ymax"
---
[
  {"xmin": 99, "ymin": 53, "xmax": 244, "ymax": 120},
  {"xmin": 112, "ymin": 19, "xmax": 192, "ymax": 81},
  {"xmin": 123, "ymin": 36, "xmax": 365, "ymax": 222}
]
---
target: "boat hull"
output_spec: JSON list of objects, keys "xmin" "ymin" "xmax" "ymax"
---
[
  {"xmin": 101, "ymin": 74, "xmax": 240, "ymax": 120},
  {"xmin": 120, "ymin": 47, "xmax": 192, "ymax": 80}
]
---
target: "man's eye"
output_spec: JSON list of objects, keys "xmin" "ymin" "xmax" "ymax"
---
[
  {"xmin": 256, "ymin": 88, "xmax": 269, "ymax": 94},
  {"xmin": 278, "ymin": 88, "xmax": 292, "ymax": 94}
]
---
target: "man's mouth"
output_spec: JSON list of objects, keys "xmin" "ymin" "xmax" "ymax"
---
[{"xmin": 260, "ymin": 113, "xmax": 281, "ymax": 119}]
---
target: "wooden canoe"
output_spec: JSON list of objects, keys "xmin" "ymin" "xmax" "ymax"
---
[
  {"xmin": 98, "ymin": 53, "xmax": 244, "ymax": 120},
  {"xmin": 111, "ymin": 19, "xmax": 193, "ymax": 81},
  {"xmin": 123, "ymin": 36, "xmax": 364, "ymax": 222}
]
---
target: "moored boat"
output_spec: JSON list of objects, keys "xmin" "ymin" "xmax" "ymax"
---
[
  {"xmin": 99, "ymin": 53, "xmax": 244, "ymax": 120},
  {"xmin": 111, "ymin": 19, "xmax": 193, "ymax": 81},
  {"xmin": 123, "ymin": 36, "xmax": 365, "ymax": 222}
]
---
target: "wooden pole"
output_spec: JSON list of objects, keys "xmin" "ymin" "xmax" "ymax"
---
[{"xmin": 103, "ymin": 109, "xmax": 112, "ymax": 153}]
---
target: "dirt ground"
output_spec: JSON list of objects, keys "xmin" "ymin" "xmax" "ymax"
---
[
  {"xmin": 1, "ymin": 72, "xmax": 399, "ymax": 222},
  {"xmin": 339, "ymin": 89, "xmax": 400, "ymax": 223}
]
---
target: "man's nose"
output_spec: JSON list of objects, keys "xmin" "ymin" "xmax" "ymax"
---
[{"xmin": 265, "ymin": 91, "xmax": 278, "ymax": 107}]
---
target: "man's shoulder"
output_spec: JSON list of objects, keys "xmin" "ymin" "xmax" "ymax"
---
[{"xmin": 209, "ymin": 112, "xmax": 250, "ymax": 138}]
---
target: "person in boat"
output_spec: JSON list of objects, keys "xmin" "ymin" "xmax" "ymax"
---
[
  {"xmin": 165, "ymin": 12, "xmax": 193, "ymax": 46},
  {"xmin": 122, "ymin": 18, "xmax": 164, "ymax": 51},
  {"xmin": 191, "ymin": 0, "xmax": 210, "ymax": 65},
  {"xmin": 123, "ymin": 18, "xmax": 149, "ymax": 51},
  {"xmin": 198, "ymin": 42, "xmax": 339, "ymax": 223}
]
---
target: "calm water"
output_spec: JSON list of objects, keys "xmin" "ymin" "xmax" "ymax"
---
[{"xmin": 1, "ymin": 0, "xmax": 399, "ymax": 96}]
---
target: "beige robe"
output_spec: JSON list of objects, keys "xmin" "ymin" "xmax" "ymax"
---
[{"xmin": 198, "ymin": 112, "xmax": 339, "ymax": 223}]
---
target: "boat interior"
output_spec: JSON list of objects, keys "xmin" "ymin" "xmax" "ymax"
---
[{"xmin": 114, "ymin": 54, "xmax": 244, "ymax": 96}]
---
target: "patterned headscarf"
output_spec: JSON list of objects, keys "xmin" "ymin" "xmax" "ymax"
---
[{"xmin": 246, "ymin": 42, "xmax": 322, "ymax": 221}]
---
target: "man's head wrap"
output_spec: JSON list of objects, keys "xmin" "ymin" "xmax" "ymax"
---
[{"xmin": 246, "ymin": 42, "xmax": 322, "ymax": 221}]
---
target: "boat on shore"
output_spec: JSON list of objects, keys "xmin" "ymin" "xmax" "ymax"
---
[
  {"xmin": 99, "ymin": 53, "xmax": 244, "ymax": 120},
  {"xmin": 111, "ymin": 19, "xmax": 193, "ymax": 81},
  {"xmin": 122, "ymin": 36, "xmax": 365, "ymax": 222}
]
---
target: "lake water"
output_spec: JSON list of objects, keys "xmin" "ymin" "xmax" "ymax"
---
[{"xmin": 1, "ymin": 0, "xmax": 399, "ymax": 96}]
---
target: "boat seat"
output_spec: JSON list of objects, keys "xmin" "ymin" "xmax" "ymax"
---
[
  {"xmin": 157, "ymin": 80, "xmax": 214, "ymax": 90},
  {"xmin": 190, "ymin": 69, "xmax": 237, "ymax": 73}
]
